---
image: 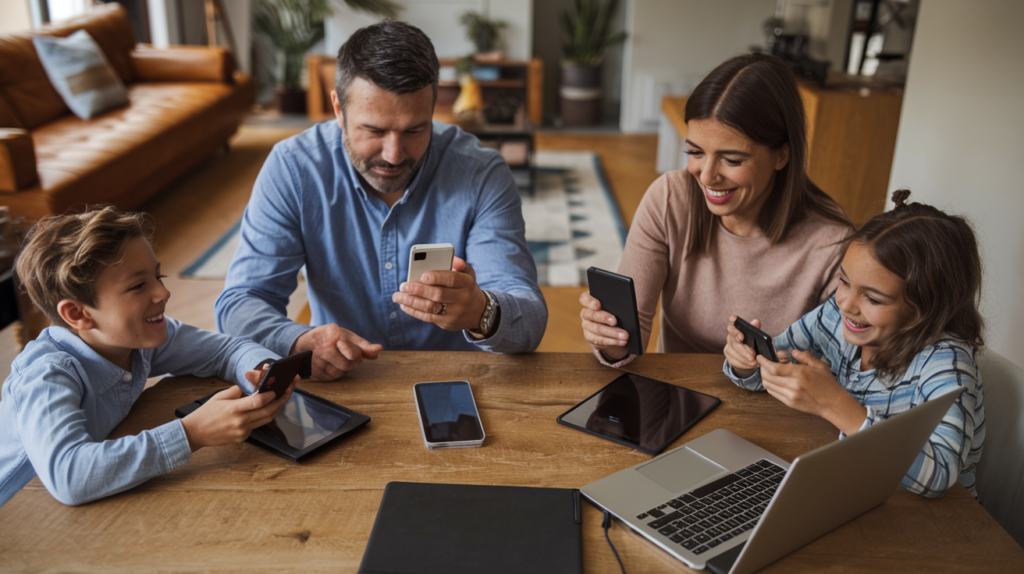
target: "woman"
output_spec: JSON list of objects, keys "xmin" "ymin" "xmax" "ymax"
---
[{"xmin": 581, "ymin": 53, "xmax": 853, "ymax": 366}]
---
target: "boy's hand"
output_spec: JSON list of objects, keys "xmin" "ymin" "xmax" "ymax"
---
[
  {"xmin": 724, "ymin": 315, "xmax": 760, "ymax": 378},
  {"xmin": 756, "ymin": 350, "xmax": 866, "ymax": 435},
  {"xmin": 181, "ymin": 374, "xmax": 296, "ymax": 452}
]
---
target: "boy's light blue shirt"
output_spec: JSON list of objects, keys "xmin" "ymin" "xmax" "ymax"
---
[
  {"xmin": 0, "ymin": 319, "xmax": 277, "ymax": 507},
  {"xmin": 724, "ymin": 296, "xmax": 985, "ymax": 499},
  {"xmin": 214, "ymin": 120, "xmax": 547, "ymax": 356}
]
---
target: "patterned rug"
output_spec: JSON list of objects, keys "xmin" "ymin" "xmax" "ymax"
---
[{"xmin": 181, "ymin": 150, "xmax": 625, "ymax": 287}]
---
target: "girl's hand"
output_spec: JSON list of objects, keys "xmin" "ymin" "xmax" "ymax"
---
[
  {"xmin": 724, "ymin": 315, "xmax": 760, "ymax": 378},
  {"xmin": 580, "ymin": 291, "xmax": 630, "ymax": 362},
  {"xmin": 756, "ymin": 349, "xmax": 866, "ymax": 435}
]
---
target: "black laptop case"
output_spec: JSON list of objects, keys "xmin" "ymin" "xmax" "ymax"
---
[{"xmin": 358, "ymin": 482, "xmax": 584, "ymax": 574}]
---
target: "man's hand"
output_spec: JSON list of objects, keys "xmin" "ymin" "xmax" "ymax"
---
[
  {"xmin": 392, "ymin": 256, "xmax": 488, "ymax": 332},
  {"xmin": 181, "ymin": 378, "xmax": 295, "ymax": 452},
  {"xmin": 291, "ymin": 324, "xmax": 382, "ymax": 381},
  {"xmin": 757, "ymin": 350, "xmax": 867, "ymax": 435}
]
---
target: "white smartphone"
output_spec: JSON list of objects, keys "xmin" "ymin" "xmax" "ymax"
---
[
  {"xmin": 407, "ymin": 243, "xmax": 454, "ymax": 283},
  {"xmin": 413, "ymin": 381, "xmax": 486, "ymax": 449}
]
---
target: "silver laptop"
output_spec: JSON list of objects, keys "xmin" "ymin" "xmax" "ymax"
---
[{"xmin": 581, "ymin": 387, "xmax": 963, "ymax": 574}]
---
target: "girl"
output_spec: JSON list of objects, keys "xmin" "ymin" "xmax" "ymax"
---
[{"xmin": 723, "ymin": 190, "xmax": 984, "ymax": 498}]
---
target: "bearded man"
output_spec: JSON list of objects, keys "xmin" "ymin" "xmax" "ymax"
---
[{"xmin": 216, "ymin": 20, "xmax": 546, "ymax": 380}]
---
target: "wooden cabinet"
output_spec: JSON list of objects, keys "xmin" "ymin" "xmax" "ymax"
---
[
  {"xmin": 307, "ymin": 55, "xmax": 544, "ymax": 128},
  {"xmin": 798, "ymin": 80, "xmax": 903, "ymax": 226},
  {"xmin": 435, "ymin": 57, "xmax": 543, "ymax": 128},
  {"xmin": 660, "ymin": 81, "xmax": 903, "ymax": 227}
]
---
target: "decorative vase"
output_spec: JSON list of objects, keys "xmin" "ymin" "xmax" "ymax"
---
[
  {"xmin": 274, "ymin": 86, "xmax": 307, "ymax": 114},
  {"xmin": 560, "ymin": 63, "xmax": 601, "ymax": 127}
]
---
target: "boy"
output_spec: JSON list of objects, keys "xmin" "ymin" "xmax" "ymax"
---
[{"xmin": 0, "ymin": 207, "xmax": 295, "ymax": 507}]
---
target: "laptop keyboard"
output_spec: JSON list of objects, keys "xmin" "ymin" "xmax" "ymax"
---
[{"xmin": 635, "ymin": 459, "xmax": 786, "ymax": 557}]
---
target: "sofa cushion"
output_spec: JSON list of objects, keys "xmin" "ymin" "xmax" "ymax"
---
[
  {"xmin": 28, "ymin": 77, "xmax": 253, "ymax": 212},
  {"xmin": 0, "ymin": 3, "xmax": 135, "ymax": 130},
  {"xmin": 33, "ymin": 30, "xmax": 129, "ymax": 120}
]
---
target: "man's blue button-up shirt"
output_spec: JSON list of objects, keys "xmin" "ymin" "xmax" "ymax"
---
[{"xmin": 215, "ymin": 120, "xmax": 547, "ymax": 356}]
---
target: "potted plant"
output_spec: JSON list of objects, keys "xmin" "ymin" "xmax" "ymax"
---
[
  {"xmin": 255, "ymin": 0, "xmax": 400, "ymax": 114},
  {"xmin": 459, "ymin": 11, "xmax": 507, "ymax": 61},
  {"xmin": 559, "ymin": 0, "xmax": 626, "ymax": 126}
]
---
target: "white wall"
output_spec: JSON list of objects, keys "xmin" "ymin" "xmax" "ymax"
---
[
  {"xmin": 620, "ymin": 0, "xmax": 776, "ymax": 133},
  {"xmin": 887, "ymin": 0, "xmax": 1024, "ymax": 368},
  {"xmin": 325, "ymin": 0, "xmax": 532, "ymax": 61},
  {"xmin": 0, "ymin": 0, "xmax": 32, "ymax": 34}
]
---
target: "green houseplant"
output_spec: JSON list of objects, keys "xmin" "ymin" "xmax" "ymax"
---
[
  {"xmin": 559, "ymin": 0, "xmax": 626, "ymax": 126},
  {"xmin": 459, "ymin": 11, "xmax": 506, "ymax": 60},
  {"xmin": 255, "ymin": 0, "xmax": 400, "ymax": 113}
]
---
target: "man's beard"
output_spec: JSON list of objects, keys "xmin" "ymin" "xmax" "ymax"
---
[{"xmin": 342, "ymin": 128, "xmax": 423, "ymax": 195}]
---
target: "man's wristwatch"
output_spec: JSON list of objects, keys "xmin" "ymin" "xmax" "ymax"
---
[{"xmin": 470, "ymin": 290, "xmax": 500, "ymax": 338}]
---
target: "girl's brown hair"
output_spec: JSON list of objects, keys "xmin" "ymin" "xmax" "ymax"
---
[
  {"xmin": 683, "ymin": 53, "xmax": 851, "ymax": 258},
  {"xmin": 848, "ymin": 190, "xmax": 984, "ymax": 383},
  {"xmin": 15, "ymin": 206, "xmax": 154, "ymax": 329}
]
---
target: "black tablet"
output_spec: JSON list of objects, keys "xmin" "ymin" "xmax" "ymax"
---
[
  {"xmin": 175, "ymin": 388, "xmax": 370, "ymax": 462},
  {"xmin": 557, "ymin": 372, "xmax": 720, "ymax": 455}
]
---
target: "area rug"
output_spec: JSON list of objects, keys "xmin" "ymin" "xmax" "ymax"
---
[{"xmin": 181, "ymin": 150, "xmax": 625, "ymax": 287}]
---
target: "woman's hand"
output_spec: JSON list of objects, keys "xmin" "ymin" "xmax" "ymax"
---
[
  {"xmin": 724, "ymin": 315, "xmax": 761, "ymax": 378},
  {"xmin": 756, "ymin": 350, "xmax": 866, "ymax": 435},
  {"xmin": 579, "ymin": 291, "xmax": 630, "ymax": 362}
]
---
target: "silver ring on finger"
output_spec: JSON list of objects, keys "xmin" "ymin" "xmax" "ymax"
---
[{"xmin": 437, "ymin": 302, "xmax": 447, "ymax": 315}]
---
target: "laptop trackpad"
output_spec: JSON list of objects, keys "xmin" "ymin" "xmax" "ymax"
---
[{"xmin": 637, "ymin": 447, "xmax": 726, "ymax": 492}]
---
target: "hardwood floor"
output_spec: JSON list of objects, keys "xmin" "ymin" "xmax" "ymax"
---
[{"xmin": 533, "ymin": 133, "xmax": 662, "ymax": 353}]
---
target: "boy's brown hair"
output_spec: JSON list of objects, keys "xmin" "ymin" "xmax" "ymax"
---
[
  {"xmin": 15, "ymin": 206, "xmax": 154, "ymax": 329},
  {"xmin": 846, "ymin": 190, "xmax": 984, "ymax": 383}
]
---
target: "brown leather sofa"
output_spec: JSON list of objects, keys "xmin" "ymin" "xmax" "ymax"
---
[{"xmin": 0, "ymin": 4, "xmax": 255, "ymax": 220}]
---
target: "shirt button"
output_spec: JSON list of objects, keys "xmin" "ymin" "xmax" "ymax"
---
[
  {"xmin": 385, "ymin": 262, "xmax": 393, "ymax": 270},
  {"xmin": 390, "ymin": 312, "xmax": 397, "ymax": 319},
  {"xmin": 123, "ymin": 373, "xmax": 132, "ymax": 382}
]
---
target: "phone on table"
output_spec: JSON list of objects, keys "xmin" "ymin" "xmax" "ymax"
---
[
  {"xmin": 733, "ymin": 316, "xmax": 779, "ymax": 362},
  {"xmin": 587, "ymin": 267, "xmax": 643, "ymax": 357},
  {"xmin": 255, "ymin": 350, "xmax": 313, "ymax": 399},
  {"xmin": 408, "ymin": 243, "xmax": 454, "ymax": 283},
  {"xmin": 413, "ymin": 381, "xmax": 485, "ymax": 449}
]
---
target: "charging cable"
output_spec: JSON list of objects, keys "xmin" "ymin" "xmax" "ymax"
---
[{"xmin": 602, "ymin": 510, "xmax": 627, "ymax": 574}]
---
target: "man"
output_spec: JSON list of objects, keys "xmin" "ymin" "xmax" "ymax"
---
[{"xmin": 215, "ymin": 20, "xmax": 546, "ymax": 381}]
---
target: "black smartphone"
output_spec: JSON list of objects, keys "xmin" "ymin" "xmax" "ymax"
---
[
  {"xmin": 413, "ymin": 381, "xmax": 485, "ymax": 449},
  {"xmin": 255, "ymin": 350, "xmax": 313, "ymax": 399},
  {"xmin": 733, "ymin": 317, "xmax": 778, "ymax": 362},
  {"xmin": 587, "ymin": 267, "xmax": 643, "ymax": 357}
]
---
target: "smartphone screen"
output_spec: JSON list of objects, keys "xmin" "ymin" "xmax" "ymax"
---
[{"xmin": 414, "ymin": 381, "xmax": 485, "ymax": 446}]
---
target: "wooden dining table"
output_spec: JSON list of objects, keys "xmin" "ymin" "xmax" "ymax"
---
[{"xmin": 2, "ymin": 352, "xmax": 1022, "ymax": 572}]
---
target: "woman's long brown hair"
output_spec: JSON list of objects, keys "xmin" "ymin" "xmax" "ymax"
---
[
  {"xmin": 683, "ymin": 53, "xmax": 850, "ymax": 259},
  {"xmin": 847, "ymin": 190, "xmax": 984, "ymax": 383}
]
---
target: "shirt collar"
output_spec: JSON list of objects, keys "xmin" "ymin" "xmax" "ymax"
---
[{"xmin": 46, "ymin": 326, "xmax": 138, "ymax": 394}]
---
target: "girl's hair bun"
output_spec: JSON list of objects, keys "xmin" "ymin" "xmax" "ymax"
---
[{"xmin": 892, "ymin": 189, "xmax": 912, "ymax": 208}]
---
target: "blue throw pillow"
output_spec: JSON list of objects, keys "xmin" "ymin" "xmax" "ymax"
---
[{"xmin": 32, "ymin": 30, "xmax": 129, "ymax": 120}]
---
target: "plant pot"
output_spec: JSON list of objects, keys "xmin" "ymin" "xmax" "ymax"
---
[
  {"xmin": 560, "ymin": 63, "xmax": 601, "ymax": 127},
  {"xmin": 274, "ymin": 86, "xmax": 307, "ymax": 114}
]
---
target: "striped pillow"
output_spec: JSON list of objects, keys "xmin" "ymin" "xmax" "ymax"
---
[{"xmin": 32, "ymin": 30, "xmax": 129, "ymax": 120}]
